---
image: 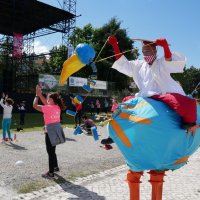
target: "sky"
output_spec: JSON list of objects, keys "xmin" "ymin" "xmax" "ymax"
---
[{"xmin": 37, "ymin": 0, "xmax": 200, "ymax": 68}]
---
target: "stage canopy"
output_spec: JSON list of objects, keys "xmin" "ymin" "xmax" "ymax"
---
[{"xmin": 0, "ymin": 0, "xmax": 75, "ymax": 36}]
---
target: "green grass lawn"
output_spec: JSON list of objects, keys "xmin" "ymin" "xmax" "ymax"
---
[
  {"xmin": 0, "ymin": 112, "xmax": 105, "ymax": 132},
  {"xmin": 0, "ymin": 113, "xmax": 76, "ymax": 132}
]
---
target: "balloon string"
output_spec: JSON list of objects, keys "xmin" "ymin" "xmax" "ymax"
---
[
  {"xmin": 95, "ymin": 39, "xmax": 156, "ymax": 63},
  {"xmin": 94, "ymin": 38, "xmax": 108, "ymax": 62},
  {"xmin": 95, "ymin": 49, "xmax": 133, "ymax": 63},
  {"xmin": 191, "ymin": 82, "xmax": 200, "ymax": 95},
  {"xmin": 95, "ymin": 41, "xmax": 158, "ymax": 63},
  {"xmin": 74, "ymin": 40, "xmax": 110, "ymax": 112},
  {"xmin": 194, "ymin": 82, "xmax": 200, "ymax": 90},
  {"xmin": 75, "ymin": 89, "xmax": 92, "ymax": 112}
]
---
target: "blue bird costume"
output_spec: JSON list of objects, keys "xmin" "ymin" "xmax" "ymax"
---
[{"xmin": 108, "ymin": 97, "xmax": 200, "ymax": 172}]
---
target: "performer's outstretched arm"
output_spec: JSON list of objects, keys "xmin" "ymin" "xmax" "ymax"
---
[
  {"xmin": 155, "ymin": 38, "xmax": 172, "ymax": 61},
  {"xmin": 107, "ymin": 36, "xmax": 122, "ymax": 60}
]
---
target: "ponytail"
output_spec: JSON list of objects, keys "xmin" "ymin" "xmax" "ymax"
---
[{"xmin": 49, "ymin": 93, "xmax": 65, "ymax": 111}]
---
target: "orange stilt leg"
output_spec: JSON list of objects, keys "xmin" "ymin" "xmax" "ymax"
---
[
  {"xmin": 148, "ymin": 170, "xmax": 166, "ymax": 200},
  {"xmin": 127, "ymin": 170, "xmax": 143, "ymax": 200}
]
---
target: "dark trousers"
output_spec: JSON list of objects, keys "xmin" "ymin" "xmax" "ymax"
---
[
  {"xmin": 20, "ymin": 111, "xmax": 25, "ymax": 125},
  {"xmin": 75, "ymin": 110, "xmax": 82, "ymax": 126},
  {"xmin": 96, "ymin": 108, "xmax": 100, "ymax": 114},
  {"xmin": 45, "ymin": 134, "xmax": 58, "ymax": 173},
  {"xmin": 104, "ymin": 107, "xmax": 108, "ymax": 113},
  {"xmin": 90, "ymin": 108, "xmax": 95, "ymax": 116}
]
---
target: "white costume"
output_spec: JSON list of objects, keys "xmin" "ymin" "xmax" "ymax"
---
[{"xmin": 112, "ymin": 52, "xmax": 187, "ymax": 97}]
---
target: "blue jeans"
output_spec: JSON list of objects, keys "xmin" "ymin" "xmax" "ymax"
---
[{"xmin": 2, "ymin": 118, "xmax": 11, "ymax": 140}]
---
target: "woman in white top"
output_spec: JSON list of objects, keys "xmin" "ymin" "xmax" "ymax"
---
[{"xmin": 0, "ymin": 93, "xmax": 14, "ymax": 143}]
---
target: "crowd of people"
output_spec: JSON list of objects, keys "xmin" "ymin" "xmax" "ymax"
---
[{"xmin": 0, "ymin": 91, "xmax": 118, "ymax": 141}]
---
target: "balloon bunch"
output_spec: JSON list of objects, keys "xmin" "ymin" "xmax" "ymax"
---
[
  {"xmin": 60, "ymin": 43, "xmax": 96, "ymax": 85},
  {"xmin": 60, "ymin": 43, "xmax": 99, "ymax": 140}
]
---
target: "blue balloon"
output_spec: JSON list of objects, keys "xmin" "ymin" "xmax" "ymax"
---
[
  {"xmin": 108, "ymin": 97, "xmax": 200, "ymax": 172},
  {"xmin": 75, "ymin": 43, "xmax": 96, "ymax": 65}
]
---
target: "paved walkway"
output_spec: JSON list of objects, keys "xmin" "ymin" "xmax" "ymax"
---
[{"xmin": 11, "ymin": 149, "xmax": 200, "ymax": 200}]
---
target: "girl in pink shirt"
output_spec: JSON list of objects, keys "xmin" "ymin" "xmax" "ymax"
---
[{"xmin": 33, "ymin": 85, "xmax": 65, "ymax": 179}]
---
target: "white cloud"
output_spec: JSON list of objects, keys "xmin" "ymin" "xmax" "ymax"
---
[{"xmin": 34, "ymin": 40, "xmax": 49, "ymax": 55}]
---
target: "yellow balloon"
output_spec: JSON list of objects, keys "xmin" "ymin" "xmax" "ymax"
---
[{"xmin": 59, "ymin": 54, "xmax": 85, "ymax": 86}]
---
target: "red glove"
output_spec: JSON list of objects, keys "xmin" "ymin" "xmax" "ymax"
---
[
  {"xmin": 107, "ymin": 36, "xmax": 122, "ymax": 60},
  {"xmin": 155, "ymin": 38, "xmax": 172, "ymax": 59},
  {"xmin": 108, "ymin": 36, "xmax": 118, "ymax": 46}
]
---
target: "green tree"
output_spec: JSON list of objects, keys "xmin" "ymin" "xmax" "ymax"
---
[
  {"xmin": 69, "ymin": 24, "xmax": 94, "ymax": 47},
  {"xmin": 48, "ymin": 45, "xmax": 68, "ymax": 74},
  {"xmin": 172, "ymin": 66, "xmax": 200, "ymax": 97}
]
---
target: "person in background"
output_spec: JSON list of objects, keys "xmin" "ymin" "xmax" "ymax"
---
[
  {"xmin": 95, "ymin": 99, "xmax": 101, "ymax": 114},
  {"xmin": 88, "ymin": 101, "xmax": 95, "ymax": 116},
  {"xmin": 111, "ymin": 98, "xmax": 118, "ymax": 113},
  {"xmin": 0, "ymin": 93, "xmax": 14, "ymax": 143},
  {"xmin": 104, "ymin": 98, "xmax": 109, "ymax": 114},
  {"xmin": 33, "ymin": 85, "xmax": 66, "ymax": 179},
  {"xmin": 60, "ymin": 97, "xmax": 67, "ymax": 124},
  {"xmin": 17, "ymin": 101, "xmax": 26, "ymax": 131},
  {"xmin": 81, "ymin": 115, "xmax": 96, "ymax": 135},
  {"xmin": 100, "ymin": 97, "xmax": 118, "ymax": 148},
  {"xmin": 70, "ymin": 96, "xmax": 83, "ymax": 128}
]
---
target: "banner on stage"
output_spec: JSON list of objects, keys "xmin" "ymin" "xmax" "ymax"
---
[
  {"xmin": 13, "ymin": 33, "xmax": 23, "ymax": 58},
  {"xmin": 69, "ymin": 76, "xmax": 107, "ymax": 90},
  {"xmin": 39, "ymin": 74, "xmax": 67, "ymax": 90}
]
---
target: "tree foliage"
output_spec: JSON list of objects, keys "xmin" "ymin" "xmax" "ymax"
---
[
  {"xmin": 172, "ymin": 66, "xmax": 200, "ymax": 97},
  {"xmin": 48, "ymin": 45, "xmax": 68, "ymax": 74}
]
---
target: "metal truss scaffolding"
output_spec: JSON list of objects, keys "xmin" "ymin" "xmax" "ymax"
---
[
  {"xmin": 62, "ymin": 0, "xmax": 76, "ymax": 46},
  {"xmin": 0, "ymin": 0, "xmax": 76, "ymax": 92}
]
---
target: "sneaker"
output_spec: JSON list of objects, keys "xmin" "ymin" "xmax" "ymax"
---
[
  {"xmin": 8, "ymin": 139, "xmax": 12, "ymax": 144},
  {"xmin": 100, "ymin": 144, "xmax": 113, "ymax": 150},
  {"xmin": 41, "ymin": 172, "xmax": 54, "ymax": 179},
  {"xmin": 101, "ymin": 137, "xmax": 114, "ymax": 145},
  {"xmin": 54, "ymin": 167, "xmax": 60, "ymax": 172},
  {"xmin": 1, "ymin": 139, "xmax": 6, "ymax": 144},
  {"xmin": 105, "ymin": 144, "xmax": 113, "ymax": 150}
]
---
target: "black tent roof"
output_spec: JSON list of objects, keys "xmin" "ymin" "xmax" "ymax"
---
[{"xmin": 0, "ymin": 0, "xmax": 75, "ymax": 36}]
